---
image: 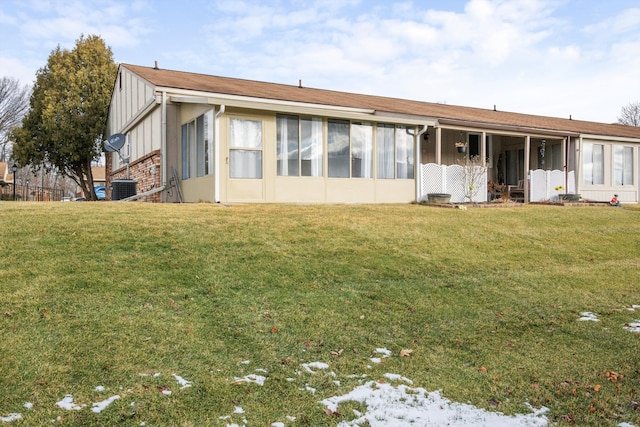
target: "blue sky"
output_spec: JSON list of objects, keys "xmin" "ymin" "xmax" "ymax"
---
[{"xmin": 1, "ymin": 0, "xmax": 639, "ymax": 123}]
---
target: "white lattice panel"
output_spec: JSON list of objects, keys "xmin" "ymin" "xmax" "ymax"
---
[{"xmin": 419, "ymin": 163, "xmax": 488, "ymax": 203}]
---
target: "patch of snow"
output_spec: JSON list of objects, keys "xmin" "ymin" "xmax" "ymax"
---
[
  {"xmin": 234, "ymin": 406, "xmax": 245, "ymax": 414},
  {"xmin": 321, "ymin": 380, "xmax": 549, "ymax": 427},
  {"xmin": 384, "ymin": 373, "xmax": 413, "ymax": 384},
  {"xmin": 578, "ymin": 312, "xmax": 599, "ymax": 322},
  {"xmin": 23, "ymin": 403, "xmax": 32, "ymax": 410},
  {"xmin": 95, "ymin": 385, "xmax": 105, "ymax": 392},
  {"xmin": 286, "ymin": 378, "xmax": 295, "ymax": 382},
  {"xmin": 302, "ymin": 362, "xmax": 329, "ymax": 374},
  {"xmin": 219, "ymin": 415, "xmax": 231, "ymax": 420},
  {"xmin": 624, "ymin": 322, "xmax": 640, "ymax": 333},
  {"xmin": 626, "ymin": 305, "xmax": 640, "ymax": 311},
  {"xmin": 91, "ymin": 395, "xmax": 120, "ymax": 413},
  {"xmin": 272, "ymin": 423, "xmax": 285, "ymax": 427},
  {"xmin": 286, "ymin": 415, "xmax": 296, "ymax": 421},
  {"xmin": 173, "ymin": 374, "xmax": 193, "ymax": 389},
  {"xmin": 240, "ymin": 360, "xmax": 250, "ymax": 365},
  {"xmin": 152, "ymin": 372, "xmax": 161, "ymax": 377},
  {"xmin": 234, "ymin": 374, "xmax": 266, "ymax": 386},
  {"xmin": 334, "ymin": 380, "xmax": 341, "ymax": 386},
  {"xmin": 618, "ymin": 423, "xmax": 636, "ymax": 427},
  {"xmin": 161, "ymin": 390, "xmax": 172, "ymax": 396},
  {"xmin": 0, "ymin": 413, "xmax": 22, "ymax": 423},
  {"xmin": 55, "ymin": 395, "xmax": 85, "ymax": 411},
  {"xmin": 305, "ymin": 384, "xmax": 317, "ymax": 395},
  {"xmin": 370, "ymin": 358, "xmax": 382, "ymax": 364},
  {"xmin": 375, "ymin": 348, "xmax": 392, "ymax": 357},
  {"xmin": 256, "ymin": 368, "xmax": 268, "ymax": 373}
]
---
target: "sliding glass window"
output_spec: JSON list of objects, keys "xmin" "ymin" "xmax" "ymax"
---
[
  {"xmin": 351, "ymin": 122, "xmax": 373, "ymax": 178},
  {"xmin": 328, "ymin": 119, "xmax": 350, "ymax": 178},
  {"xmin": 276, "ymin": 115, "xmax": 324, "ymax": 177},
  {"xmin": 376, "ymin": 124, "xmax": 395, "ymax": 179},
  {"xmin": 395, "ymin": 125, "xmax": 414, "ymax": 179},
  {"xmin": 181, "ymin": 110, "xmax": 214, "ymax": 180}
]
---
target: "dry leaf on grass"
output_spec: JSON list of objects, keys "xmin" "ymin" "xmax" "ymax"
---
[
  {"xmin": 399, "ymin": 349, "xmax": 413, "ymax": 357},
  {"xmin": 606, "ymin": 371, "xmax": 623, "ymax": 382}
]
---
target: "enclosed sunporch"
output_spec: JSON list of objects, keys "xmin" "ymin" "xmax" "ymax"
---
[{"xmin": 416, "ymin": 125, "xmax": 577, "ymax": 203}]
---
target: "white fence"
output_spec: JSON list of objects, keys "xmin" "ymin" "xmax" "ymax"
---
[
  {"xmin": 419, "ymin": 163, "xmax": 487, "ymax": 203},
  {"xmin": 420, "ymin": 164, "xmax": 575, "ymax": 203},
  {"xmin": 529, "ymin": 169, "xmax": 576, "ymax": 202}
]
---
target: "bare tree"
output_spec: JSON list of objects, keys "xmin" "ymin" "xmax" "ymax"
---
[
  {"xmin": 0, "ymin": 77, "xmax": 31, "ymax": 161},
  {"xmin": 618, "ymin": 102, "xmax": 640, "ymax": 127},
  {"xmin": 457, "ymin": 155, "xmax": 488, "ymax": 203}
]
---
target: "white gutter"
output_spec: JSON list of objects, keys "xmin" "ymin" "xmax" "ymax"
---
[
  {"xmin": 407, "ymin": 125, "xmax": 429, "ymax": 202},
  {"xmin": 214, "ymin": 105, "xmax": 225, "ymax": 203},
  {"xmin": 161, "ymin": 91, "xmax": 167, "ymax": 191},
  {"xmin": 167, "ymin": 91, "xmax": 438, "ymax": 126},
  {"xmin": 167, "ymin": 91, "xmax": 374, "ymax": 113}
]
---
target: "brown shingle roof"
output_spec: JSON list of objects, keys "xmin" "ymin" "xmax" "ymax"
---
[{"xmin": 122, "ymin": 64, "xmax": 640, "ymax": 140}]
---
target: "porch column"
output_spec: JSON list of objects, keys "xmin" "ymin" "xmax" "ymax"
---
[
  {"xmin": 481, "ymin": 131, "xmax": 487, "ymax": 167},
  {"xmin": 561, "ymin": 137, "xmax": 567, "ymax": 193},
  {"xmin": 436, "ymin": 127, "xmax": 442, "ymax": 165},
  {"xmin": 524, "ymin": 135, "xmax": 531, "ymax": 203}
]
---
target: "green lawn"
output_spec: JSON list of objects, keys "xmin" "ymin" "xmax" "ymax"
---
[{"xmin": 1, "ymin": 202, "xmax": 639, "ymax": 426}]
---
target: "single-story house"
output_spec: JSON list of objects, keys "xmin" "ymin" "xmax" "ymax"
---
[{"xmin": 105, "ymin": 63, "xmax": 640, "ymax": 204}]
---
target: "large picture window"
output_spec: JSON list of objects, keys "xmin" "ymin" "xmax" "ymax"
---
[
  {"xmin": 614, "ymin": 145, "xmax": 634, "ymax": 186},
  {"xmin": 583, "ymin": 143, "xmax": 604, "ymax": 185},
  {"xmin": 277, "ymin": 115, "xmax": 323, "ymax": 177},
  {"xmin": 230, "ymin": 118, "xmax": 262, "ymax": 179}
]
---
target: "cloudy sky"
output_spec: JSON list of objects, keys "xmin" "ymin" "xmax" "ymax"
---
[{"xmin": 1, "ymin": 0, "xmax": 639, "ymax": 123}]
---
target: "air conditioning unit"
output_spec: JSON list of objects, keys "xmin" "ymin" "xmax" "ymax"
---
[{"xmin": 111, "ymin": 179, "xmax": 137, "ymax": 200}]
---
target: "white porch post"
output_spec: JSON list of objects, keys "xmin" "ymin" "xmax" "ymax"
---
[
  {"xmin": 436, "ymin": 127, "xmax": 442, "ymax": 165},
  {"xmin": 576, "ymin": 136, "xmax": 583, "ymax": 196},
  {"xmin": 524, "ymin": 135, "xmax": 531, "ymax": 203},
  {"xmin": 561, "ymin": 137, "xmax": 568, "ymax": 194},
  {"xmin": 481, "ymin": 131, "xmax": 487, "ymax": 167}
]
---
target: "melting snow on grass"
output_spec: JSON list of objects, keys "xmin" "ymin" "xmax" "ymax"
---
[
  {"xmin": 234, "ymin": 373, "xmax": 266, "ymax": 386},
  {"xmin": 322, "ymin": 379, "xmax": 550, "ymax": 426},
  {"xmin": 578, "ymin": 312, "xmax": 599, "ymax": 322},
  {"xmin": 91, "ymin": 395, "xmax": 120, "ymax": 413},
  {"xmin": 55, "ymin": 395, "xmax": 85, "ymax": 411},
  {"xmin": 173, "ymin": 374, "xmax": 193, "ymax": 389},
  {"xmin": 302, "ymin": 361, "xmax": 329, "ymax": 374},
  {"xmin": 624, "ymin": 322, "xmax": 640, "ymax": 333},
  {"xmin": 0, "ymin": 414, "xmax": 22, "ymax": 423},
  {"xmin": 371, "ymin": 348, "xmax": 392, "ymax": 364}
]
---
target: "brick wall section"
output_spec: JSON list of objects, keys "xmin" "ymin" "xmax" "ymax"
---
[{"xmin": 106, "ymin": 150, "xmax": 162, "ymax": 202}]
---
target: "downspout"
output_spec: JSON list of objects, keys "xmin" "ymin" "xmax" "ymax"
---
[
  {"xmin": 161, "ymin": 91, "xmax": 167, "ymax": 196},
  {"xmin": 214, "ymin": 105, "xmax": 226, "ymax": 203},
  {"xmin": 407, "ymin": 125, "xmax": 428, "ymax": 202}
]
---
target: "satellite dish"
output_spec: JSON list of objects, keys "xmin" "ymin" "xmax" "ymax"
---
[{"xmin": 104, "ymin": 133, "xmax": 125, "ymax": 152}]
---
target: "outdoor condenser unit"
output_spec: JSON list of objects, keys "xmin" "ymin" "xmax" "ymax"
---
[{"xmin": 111, "ymin": 179, "xmax": 137, "ymax": 200}]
